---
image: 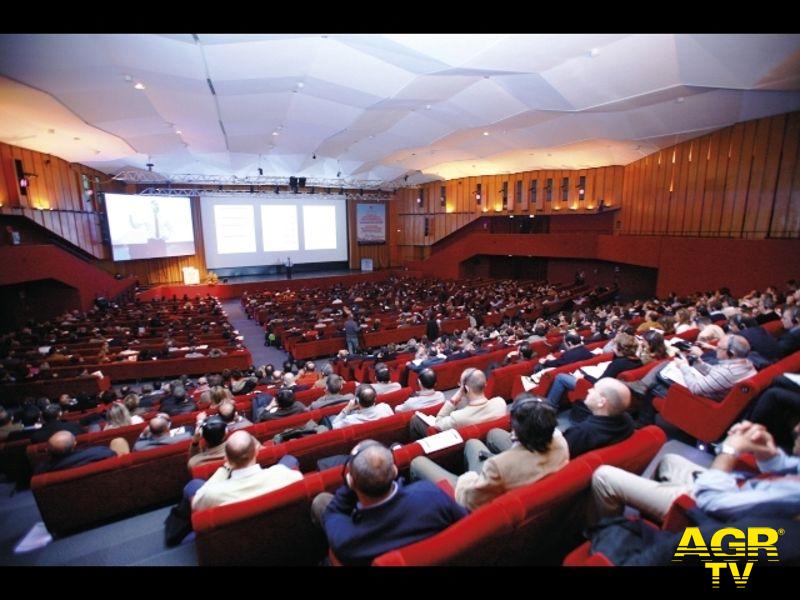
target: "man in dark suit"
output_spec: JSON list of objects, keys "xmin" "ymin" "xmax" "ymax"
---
[
  {"xmin": 34, "ymin": 430, "xmax": 128, "ymax": 474},
  {"xmin": 778, "ymin": 306, "xmax": 800, "ymax": 357},
  {"xmin": 533, "ymin": 331, "xmax": 593, "ymax": 373},
  {"xmin": 30, "ymin": 404, "xmax": 84, "ymax": 444}
]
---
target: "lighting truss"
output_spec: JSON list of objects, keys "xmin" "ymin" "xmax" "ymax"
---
[
  {"xmin": 112, "ymin": 170, "xmax": 388, "ymax": 191},
  {"xmin": 137, "ymin": 187, "xmax": 392, "ymax": 200}
]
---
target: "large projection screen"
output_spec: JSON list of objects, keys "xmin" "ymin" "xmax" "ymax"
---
[
  {"xmin": 200, "ymin": 194, "xmax": 348, "ymax": 269},
  {"xmin": 105, "ymin": 194, "xmax": 196, "ymax": 261}
]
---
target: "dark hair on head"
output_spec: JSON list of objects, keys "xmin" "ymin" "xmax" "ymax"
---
[
  {"xmin": 519, "ymin": 343, "xmax": 533, "ymax": 360},
  {"xmin": 564, "ymin": 332, "xmax": 582, "ymax": 346},
  {"xmin": 326, "ymin": 374, "xmax": 343, "ymax": 394},
  {"xmin": 20, "ymin": 405, "xmax": 40, "ymax": 427},
  {"xmin": 375, "ymin": 363, "xmax": 391, "ymax": 383},
  {"xmin": 356, "ymin": 384, "xmax": 377, "ymax": 407},
  {"xmin": 275, "ymin": 387, "xmax": 295, "ymax": 409},
  {"xmin": 42, "ymin": 403, "xmax": 62, "ymax": 422},
  {"xmin": 510, "ymin": 394, "xmax": 557, "ymax": 454},
  {"xmin": 418, "ymin": 368, "xmax": 437, "ymax": 390},
  {"xmin": 201, "ymin": 417, "xmax": 227, "ymax": 447}
]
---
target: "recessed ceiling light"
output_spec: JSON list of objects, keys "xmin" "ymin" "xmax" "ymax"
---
[
  {"xmin": 483, "ymin": 132, "xmax": 489, "ymax": 136},
  {"xmin": 677, "ymin": 97, "xmax": 685, "ymax": 103},
  {"xmin": 547, "ymin": 153, "xmax": 552, "ymax": 157},
  {"xmin": 93, "ymin": 149, "xmax": 101, "ymax": 155},
  {"xmin": 176, "ymin": 130, "xmax": 182, "ymax": 134},
  {"xmin": 123, "ymin": 75, "xmax": 133, "ymax": 82},
  {"xmin": 297, "ymin": 82, "xmax": 304, "ymax": 88},
  {"xmin": 590, "ymin": 48, "xmax": 600, "ymax": 57},
  {"xmin": 483, "ymin": 75, "xmax": 490, "ymax": 79},
  {"xmin": 272, "ymin": 131, "xmax": 279, "ymax": 136},
  {"xmin": 425, "ymin": 104, "xmax": 432, "ymax": 110},
  {"xmin": 134, "ymin": 82, "xmax": 146, "ymax": 90}
]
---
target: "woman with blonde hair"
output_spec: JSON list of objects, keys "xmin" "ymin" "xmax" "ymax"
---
[
  {"xmin": 104, "ymin": 402, "xmax": 142, "ymax": 430},
  {"xmin": 674, "ymin": 308, "xmax": 694, "ymax": 334}
]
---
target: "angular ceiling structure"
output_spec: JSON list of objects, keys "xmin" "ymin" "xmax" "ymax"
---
[{"xmin": 0, "ymin": 33, "xmax": 798, "ymax": 187}]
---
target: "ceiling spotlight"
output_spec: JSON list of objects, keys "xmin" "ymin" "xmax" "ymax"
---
[
  {"xmin": 590, "ymin": 48, "xmax": 600, "ymax": 57},
  {"xmin": 134, "ymin": 82, "xmax": 146, "ymax": 90},
  {"xmin": 272, "ymin": 131, "xmax": 279, "ymax": 136},
  {"xmin": 123, "ymin": 74, "xmax": 133, "ymax": 82},
  {"xmin": 258, "ymin": 167, "xmax": 263, "ymax": 176},
  {"xmin": 425, "ymin": 104, "xmax": 432, "ymax": 110},
  {"xmin": 47, "ymin": 128, "xmax": 55, "ymax": 134},
  {"xmin": 337, "ymin": 171, "xmax": 342, "ymax": 178},
  {"xmin": 677, "ymin": 97, "xmax": 685, "ymax": 103},
  {"xmin": 312, "ymin": 154, "xmax": 316, "ymax": 159},
  {"xmin": 73, "ymin": 137, "xmax": 81, "ymax": 141},
  {"xmin": 297, "ymin": 82, "xmax": 304, "ymax": 88},
  {"xmin": 176, "ymin": 129, "xmax": 182, "ymax": 134}
]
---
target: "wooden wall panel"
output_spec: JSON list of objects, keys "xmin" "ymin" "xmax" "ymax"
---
[{"xmin": 618, "ymin": 112, "xmax": 800, "ymax": 239}]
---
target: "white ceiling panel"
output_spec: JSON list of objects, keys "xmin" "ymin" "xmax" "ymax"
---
[{"xmin": 0, "ymin": 34, "xmax": 797, "ymax": 185}]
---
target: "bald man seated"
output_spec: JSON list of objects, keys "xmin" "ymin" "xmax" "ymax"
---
[
  {"xmin": 486, "ymin": 379, "xmax": 634, "ymax": 459},
  {"xmin": 35, "ymin": 430, "xmax": 129, "ymax": 474},
  {"xmin": 409, "ymin": 367, "xmax": 507, "ymax": 440},
  {"xmin": 133, "ymin": 413, "xmax": 193, "ymax": 451},
  {"xmin": 190, "ymin": 430, "xmax": 303, "ymax": 512}
]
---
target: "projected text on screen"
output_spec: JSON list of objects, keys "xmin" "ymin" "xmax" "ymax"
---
[{"xmin": 200, "ymin": 194, "xmax": 348, "ymax": 269}]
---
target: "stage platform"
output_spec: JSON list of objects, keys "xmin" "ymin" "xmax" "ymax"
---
[{"xmin": 137, "ymin": 268, "xmax": 422, "ymax": 301}]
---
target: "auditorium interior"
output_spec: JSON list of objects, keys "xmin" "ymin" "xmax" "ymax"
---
[{"xmin": 0, "ymin": 34, "xmax": 799, "ymax": 572}]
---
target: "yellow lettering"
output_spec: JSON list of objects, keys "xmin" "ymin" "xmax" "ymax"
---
[
  {"xmin": 710, "ymin": 528, "xmax": 745, "ymax": 559},
  {"xmin": 747, "ymin": 528, "xmax": 779, "ymax": 560},
  {"xmin": 705, "ymin": 563, "xmax": 727, "ymax": 588},
  {"xmin": 674, "ymin": 527, "xmax": 711, "ymax": 560},
  {"xmin": 728, "ymin": 562, "xmax": 754, "ymax": 588}
]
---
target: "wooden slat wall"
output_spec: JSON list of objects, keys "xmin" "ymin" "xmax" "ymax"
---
[
  {"xmin": 394, "ymin": 165, "xmax": 625, "ymax": 248},
  {"xmin": 0, "ymin": 141, "xmax": 117, "ymax": 258},
  {"xmin": 619, "ymin": 111, "xmax": 800, "ymax": 239}
]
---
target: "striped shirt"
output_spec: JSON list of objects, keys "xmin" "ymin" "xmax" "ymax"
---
[{"xmin": 676, "ymin": 358, "xmax": 757, "ymax": 401}]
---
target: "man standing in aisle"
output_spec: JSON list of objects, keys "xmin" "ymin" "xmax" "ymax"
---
[{"xmin": 285, "ymin": 256, "xmax": 293, "ymax": 280}]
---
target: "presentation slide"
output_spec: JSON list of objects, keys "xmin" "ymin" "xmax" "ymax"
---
[
  {"xmin": 105, "ymin": 194, "xmax": 195, "ymax": 261},
  {"xmin": 200, "ymin": 194, "xmax": 348, "ymax": 269}
]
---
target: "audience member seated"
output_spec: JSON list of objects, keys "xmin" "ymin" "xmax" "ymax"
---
[
  {"xmin": 34, "ymin": 430, "xmax": 129, "ymax": 474},
  {"xmin": 750, "ymin": 373, "xmax": 800, "ymax": 453},
  {"xmin": 308, "ymin": 375, "xmax": 354, "ymax": 410},
  {"xmin": 0, "ymin": 407, "xmax": 23, "ymax": 441},
  {"xmin": 217, "ymin": 400, "xmax": 253, "ymax": 431},
  {"xmin": 159, "ymin": 384, "xmax": 197, "ymax": 416},
  {"xmin": 591, "ymin": 420, "xmax": 800, "ymax": 523},
  {"xmin": 255, "ymin": 388, "xmax": 308, "ymax": 422},
  {"xmin": 188, "ymin": 414, "xmax": 228, "ymax": 470},
  {"xmin": 394, "ymin": 368, "xmax": 445, "ymax": 413},
  {"xmin": 311, "ymin": 439, "xmax": 467, "ymax": 565},
  {"xmin": 778, "ymin": 306, "xmax": 800, "ymax": 356},
  {"xmin": 6, "ymin": 405, "xmax": 42, "ymax": 443},
  {"xmin": 533, "ymin": 331, "xmax": 593, "ymax": 373},
  {"xmin": 562, "ymin": 379, "xmax": 634, "ymax": 457},
  {"xmin": 409, "ymin": 368, "xmax": 506, "ymax": 440},
  {"xmin": 103, "ymin": 401, "xmax": 144, "ymax": 430},
  {"xmin": 545, "ymin": 332, "xmax": 640, "ymax": 408},
  {"xmin": 189, "ymin": 430, "xmax": 303, "ymax": 512},
  {"xmin": 133, "ymin": 414, "xmax": 193, "ymax": 451},
  {"xmin": 371, "ymin": 364, "xmax": 402, "ymax": 395},
  {"xmin": 728, "ymin": 314, "xmax": 781, "ymax": 368},
  {"xmin": 329, "ymin": 384, "xmax": 393, "ymax": 430},
  {"xmin": 411, "ymin": 395, "xmax": 569, "ymax": 511},
  {"xmin": 30, "ymin": 403, "xmax": 84, "ymax": 444},
  {"xmin": 632, "ymin": 334, "xmax": 757, "ymax": 427}
]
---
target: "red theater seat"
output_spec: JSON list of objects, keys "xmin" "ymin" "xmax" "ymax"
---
[
  {"xmin": 372, "ymin": 426, "xmax": 666, "ymax": 566},
  {"xmin": 653, "ymin": 350, "xmax": 800, "ymax": 443}
]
